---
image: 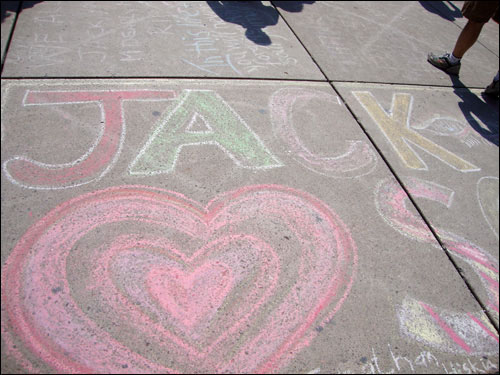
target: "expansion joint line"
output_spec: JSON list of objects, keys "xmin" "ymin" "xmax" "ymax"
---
[
  {"xmin": 271, "ymin": 1, "xmax": 499, "ymax": 334},
  {"xmin": 0, "ymin": 1, "xmax": 22, "ymax": 75}
]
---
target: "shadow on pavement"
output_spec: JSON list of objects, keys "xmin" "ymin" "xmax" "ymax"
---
[
  {"xmin": 450, "ymin": 75, "xmax": 499, "ymax": 147},
  {"xmin": 207, "ymin": 1, "xmax": 279, "ymax": 46},
  {"xmin": 272, "ymin": 1, "xmax": 315, "ymax": 13},
  {"xmin": 1, "ymin": 1, "xmax": 19, "ymax": 23},
  {"xmin": 1, "ymin": 1, "xmax": 43, "ymax": 23},
  {"xmin": 418, "ymin": 1, "xmax": 462, "ymax": 21}
]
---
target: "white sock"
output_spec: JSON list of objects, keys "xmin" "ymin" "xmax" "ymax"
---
[{"xmin": 448, "ymin": 53, "xmax": 461, "ymax": 64}]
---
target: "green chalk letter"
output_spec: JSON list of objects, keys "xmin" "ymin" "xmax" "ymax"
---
[{"xmin": 129, "ymin": 90, "xmax": 282, "ymax": 175}]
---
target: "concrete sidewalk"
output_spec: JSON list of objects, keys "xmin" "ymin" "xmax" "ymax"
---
[{"xmin": 1, "ymin": 1, "xmax": 498, "ymax": 374}]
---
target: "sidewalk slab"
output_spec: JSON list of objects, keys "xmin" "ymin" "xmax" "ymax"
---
[
  {"xmin": 421, "ymin": 1, "xmax": 499, "ymax": 56},
  {"xmin": 1, "ymin": 1, "xmax": 323, "ymax": 79},
  {"xmin": 1, "ymin": 79, "xmax": 498, "ymax": 374},
  {"xmin": 1, "ymin": 1, "xmax": 18, "ymax": 65},
  {"xmin": 335, "ymin": 81, "xmax": 499, "ymax": 326},
  {"xmin": 276, "ymin": 1, "xmax": 499, "ymax": 87}
]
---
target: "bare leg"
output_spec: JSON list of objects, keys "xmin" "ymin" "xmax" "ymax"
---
[{"xmin": 452, "ymin": 20, "xmax": 485, "ymax": 58}]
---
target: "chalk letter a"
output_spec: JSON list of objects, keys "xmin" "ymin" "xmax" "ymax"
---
[{"xmin": 129, "ymin": 90, "xmax": 282, "ymax": 175}]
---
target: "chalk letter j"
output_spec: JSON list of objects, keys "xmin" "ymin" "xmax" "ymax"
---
[{"xmin": 4, "ymin": 90, "xmax": 176, "ymax": 189}]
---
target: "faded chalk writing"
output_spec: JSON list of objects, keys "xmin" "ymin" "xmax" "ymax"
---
[
  {"xmin": 118, "ymin": 2, "xmax": 146, "ymax": 62},
  {"xmin": 4, "ymin": 1, "xmax": 302, "ymax": 76},
  {"xmin": 6, "ymin": 2, "xmax": 163, "ymax": 70},
  {"xmin": 270, "ymin": 87, "xmax": 377, "ymax": 178},
  {"xmin": 334, "ymin": 344, "xmax": 498, "ymax": 374},
  {"xmin": 175, "ymin": 2, "xmax": 298, "ymax": 75}
]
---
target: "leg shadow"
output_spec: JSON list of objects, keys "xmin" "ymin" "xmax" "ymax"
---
[
  {"xmin": 418, "ymin": 1, "xmax": 462, "ymax": 22},
  {"xmin": 450, "ymin": 75, "xmax": 499, "ymax": 147}
]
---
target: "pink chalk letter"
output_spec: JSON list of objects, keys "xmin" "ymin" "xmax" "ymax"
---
[
  {"xmin": 270, "ymin": 87, "xmax": 377, "ymax": 178},
  {"xmin": 3, "ymin": 90, "xmax": 176, "ymax": 189}
]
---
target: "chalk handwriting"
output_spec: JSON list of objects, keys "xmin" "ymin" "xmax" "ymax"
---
[
  {"xmin": 176, "ymin": 2, "xmax": 298, "ymax": 76},
  {"xmin": 332, "ymin": 344, "xmax": 498, "ymax": 374}
]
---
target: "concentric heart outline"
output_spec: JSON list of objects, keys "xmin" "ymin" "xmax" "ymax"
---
[
  {"xmin": 146, "ymin": 261, "xmax": 234, "ymax": 329},
  {"xmin": 1, "ymin": 185, "xmax": 357, "ymax": 373},
  {"xmin": 87, "ymin": 233, "xmax": 281, "ymax": 354}
]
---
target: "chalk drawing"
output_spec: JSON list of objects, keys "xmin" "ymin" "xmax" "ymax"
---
[
  {"xmin": 175, "ymin": 2, "xmax": 298, "ymax": 76},
  {"xmin": 335, "ymin": 343, "xmax": 498, "ymax": 374},
  {"xmin": 477, "ymin": 177, "xmax": 499, "ymax": 240},
  {"xmin": 147, "ymin": 261, "xmax": 234, "ymax": 329},
  {"xmin": 375, "ymin": 177, "xmax": 499, "ymax": 354},
  {"xmin": 185, "ymin": 112, "xmax": 213, "ymax": 134},
  {"xmin": 412, "ymin": 116, "xmax": 490, "ymax": 148},
  {"xmin": 1, "ymin": 184, "xmax": 357, "ymax": 373},
  {"xmin": 353, "ymin": 92, "xmax": 480, "ymax": 172},
  {"xmin": 398, "ymin": 298, "xmax": 498, "ymax": 356},
  {"xmin": 270, "ymin": 88, "xmax": 378, "ymax": 178},
  {"xmin": 2, "ymin": 90, "xmax": 177, "ymax": 189},
  {"xmin": 307, "ymin": 367, "xmax": 321, "ymax": 374},
  {"xmin": 129, "ymin": 90, "xmax": 283, "ymax": 175}
]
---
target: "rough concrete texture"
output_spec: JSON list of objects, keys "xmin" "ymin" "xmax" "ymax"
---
[
  {"xmin": 336, "ymin": 82, "xmax": 499, "ymax": 326},
  {"xmin": 1, "ymin": 2, "xmax": 498, "ymax": 374},
  {"xmin": 1, "ymin": 1, "xmax": 323, "ymax": 79},
  {"xmin": 1, "ymin": 1, "xmax": 19, "ymax": 65},
  {"xmin": 277, "ymin": 1, "xmax": 499, "ymax": 87}
]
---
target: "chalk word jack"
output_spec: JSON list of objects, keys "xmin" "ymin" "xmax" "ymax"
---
[
  {"xmin": 3, "ymin": 88, "xmax": 378, "ymax": 189},
  {"xmin": 4, "ymin": 88, "xmax": 479, "ymax": 190}
]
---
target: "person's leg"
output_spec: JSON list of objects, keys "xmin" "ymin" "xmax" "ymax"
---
[
  {"xmin": 427, "ymin": 1, "xmax": 497, "ymax": 76},
  {"xmin": 452, "ymin": 19, "xmax": 485, "ymax": 58}
]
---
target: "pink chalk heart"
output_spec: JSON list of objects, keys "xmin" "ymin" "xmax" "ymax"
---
[
  {"xmin": 2, "ymin": 185, "xmax": 357, "ymax": 374},
  {"xmin": 147, "ymin": 263, "xmax": 233, "ymax": 328}
]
